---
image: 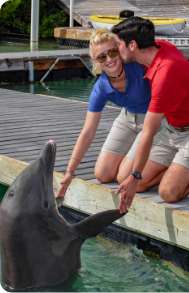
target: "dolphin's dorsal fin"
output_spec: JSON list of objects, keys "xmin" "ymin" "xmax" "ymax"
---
[{"xmin": 74, "ymin": 209, "xmax": 124, "ymax": 239}]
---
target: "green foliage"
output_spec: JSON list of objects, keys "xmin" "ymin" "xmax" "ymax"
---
[
  {"xmin": 40, "ymin": 11, "xmax": 68, "ymax": 38},
  {"xmin": 0, "ymin": 0, "xmax": 68, "ymax": 38},
  {"xmin": 0, "ymin": 0, "xmax": 29, "ymax": 34}
]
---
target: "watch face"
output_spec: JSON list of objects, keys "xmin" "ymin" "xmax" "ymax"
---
[{"xmin": 131, "ymin": 171, "xmax": 142, "ymax": 180}]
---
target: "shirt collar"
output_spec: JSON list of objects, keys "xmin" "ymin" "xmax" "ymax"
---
[{"xmin": 144, "ymin": 40, "xmax": 165, "ymax": 80}]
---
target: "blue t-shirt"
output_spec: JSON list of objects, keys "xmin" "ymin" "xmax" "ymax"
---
[{"xmin": 88, "ymin": 63, "xmax": 151, "ymax": 113}]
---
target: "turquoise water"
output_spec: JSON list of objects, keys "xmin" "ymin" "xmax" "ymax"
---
[
  {"xmin": 42, "ymin": 237, "xmax": 189, "ymax": 292},
  {"xmin": 1, "ymin": 78, "xmax": 96, "ymax": 102}
]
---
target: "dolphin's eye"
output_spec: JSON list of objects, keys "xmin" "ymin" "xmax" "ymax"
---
[
  {"xmin": 44, "ymin": 200, "xmax": 49, "ymax": 209},
  {"xmin": 8, "ymin": 191, "xmax": 14, "ymax": 197}
]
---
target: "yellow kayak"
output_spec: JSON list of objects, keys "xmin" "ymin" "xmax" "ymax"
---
[{"xmin": 89, "ymin": 15, "xmax": 187, "ymax": 35}]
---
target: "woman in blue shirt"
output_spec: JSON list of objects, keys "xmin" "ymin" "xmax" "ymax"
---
[{"xmin": 58, "ymin": 29, "xmax": 150, "ymax": 197}]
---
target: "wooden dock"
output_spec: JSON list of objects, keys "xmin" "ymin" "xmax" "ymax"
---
[
  {"xmin": 0, "ymin": 88, "xmax": 189, "ymax": 270},
  {"xmin": 0, "ymin": 88, "xmax": 118, "ymax": 179},
  {"xmin": 0, "ymin": 49, "xmax": 89, "ymax": 62},
  {"xmin": 0, "ymin": 48, "xmax": 89, "ymax": 73},
  {"xmin": 0, "ymin": 49, "xmax": 92, "ymax": 84}
]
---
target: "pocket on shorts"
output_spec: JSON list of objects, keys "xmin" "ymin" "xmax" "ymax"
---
[
  {"xmin": 113, "ymin": 109, "xmax": 127, "ymax": 129},
  {"xmin": 176, "ymin": 136, "xmax": 189, "ymax": 158},
  {"xmin": 173, "ymin": 140, "xmax": 189, "ymax": 169}
]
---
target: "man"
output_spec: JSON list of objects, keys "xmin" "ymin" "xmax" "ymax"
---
[{"xmin": 111, "ymin": 17, "xmax": 189, "ymax": 213}]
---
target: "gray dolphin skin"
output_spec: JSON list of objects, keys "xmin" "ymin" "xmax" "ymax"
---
[{"xmin": 0, "ymin": 140, "xmax": 124, "ymax": 291}]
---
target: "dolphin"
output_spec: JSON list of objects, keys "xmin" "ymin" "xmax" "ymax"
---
[{"xmin": 0, "ymin": 140, "xmax": 124, "ymax": 291}]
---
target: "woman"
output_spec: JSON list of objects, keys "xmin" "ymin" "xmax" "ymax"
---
[{"xmin": 58, "ymin": 28, "xmax": 150, "ymax": 197}]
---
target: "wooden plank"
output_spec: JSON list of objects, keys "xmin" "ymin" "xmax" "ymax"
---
[
  {"xmin": 0, "ymin": 88, "xmax": 119, "ymax": 179},
  {"xmin": 0, "ymin": 49, "xmax": 89, "ymax": 62}
]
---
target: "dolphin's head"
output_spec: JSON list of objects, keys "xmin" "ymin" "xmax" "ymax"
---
[{"xmin": 1, "ymin": 140, "xmax": 57, "ymax": 216}]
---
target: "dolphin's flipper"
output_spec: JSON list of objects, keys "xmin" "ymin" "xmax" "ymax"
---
[{"xmin": 74, "ymin": 209, "xmax": 125, "ymax": 239}]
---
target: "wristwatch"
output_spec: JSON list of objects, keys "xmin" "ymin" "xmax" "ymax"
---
[{"xmin": 131, "ymin": 171, "xmax": 142, "ymax": 180}]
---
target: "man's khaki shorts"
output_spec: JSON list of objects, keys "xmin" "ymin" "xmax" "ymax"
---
[
  {"xmin": 149, "ymin": 120, "xmax": 189, "ymax": 169},
  {"xmin": 101, "ymin": 108, "xmax": 145, "ymax": 156}
]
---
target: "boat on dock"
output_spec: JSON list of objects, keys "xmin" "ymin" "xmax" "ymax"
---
[{"xmin": 89, "ymin": 15, "xmax": 187, "ymax": 35}]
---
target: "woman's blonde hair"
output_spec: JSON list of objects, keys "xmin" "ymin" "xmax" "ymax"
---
[{"xmin": 89, "ymin": 28, "xmax": 117, "ymax": 75}]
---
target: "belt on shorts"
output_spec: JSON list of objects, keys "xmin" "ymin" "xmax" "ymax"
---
[{"xmin": 172, "ymin": 125, "xmax": 189, "ymax": 132}]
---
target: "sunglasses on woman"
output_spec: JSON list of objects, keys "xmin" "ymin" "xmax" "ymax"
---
[{"xmin": 94, "ymin": 47, "xmax": 120, "ymax": 63}]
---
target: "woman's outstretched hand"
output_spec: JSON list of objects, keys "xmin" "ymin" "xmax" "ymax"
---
[{"xmin": 57, "ymin": 172, "xmax": 74, "ymax": 198}]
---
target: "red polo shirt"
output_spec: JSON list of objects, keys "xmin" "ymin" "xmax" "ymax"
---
[{"xmin": 145, "ymin": 40, "xmax": 189, "ymax": 127}]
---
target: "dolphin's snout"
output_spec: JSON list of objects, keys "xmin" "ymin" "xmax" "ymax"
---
[
  {"xmin": 40, "ymin": 140, "xmax": 57, "ymax": 171},
  {"xmin": 44, "ymin": 140, "xmax": 56, "ymax": 156},
  {"xmin": 47, "ymin": 139, "xmax": 56, "ymax": 150}
]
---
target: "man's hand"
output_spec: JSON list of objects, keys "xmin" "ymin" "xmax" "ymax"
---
[
  {"xmin": 57, "ymin": 172, "xmax": 73, "ymax": 198},
  {"xmin": 118, "ymin": 175, "xmax": 138, "ymax": 214}
]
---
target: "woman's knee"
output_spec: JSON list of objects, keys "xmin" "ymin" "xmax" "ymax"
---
[
  {"xmin": 95, "ymin": 152, "xmax": 123, "ymax": 183},
  {"xmin": 94, "ymin": 165, "xmax": 115, "ymax": 183}
]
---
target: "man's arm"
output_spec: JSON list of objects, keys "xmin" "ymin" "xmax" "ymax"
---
[{"xmin": 118, "ymin": 111, "xmax": 164, "ymax": 213}]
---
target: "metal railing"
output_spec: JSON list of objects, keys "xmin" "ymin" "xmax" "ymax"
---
[{"xmin": 157, "ymin": 36, "xmax": 189, "ymax": 47}]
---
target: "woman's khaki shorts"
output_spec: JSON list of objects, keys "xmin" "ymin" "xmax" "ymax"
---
[{"xmin": 101, "ymin": 108, "xmax": 145, "ymax": 156}]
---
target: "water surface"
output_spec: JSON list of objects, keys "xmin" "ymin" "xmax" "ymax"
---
[
  {"xmin": 63, "ymin": 237, "xmax": 189, "ymax": 292},
  {"xmin": 1, "ymin": 78, "xmax": 96, "ymax": 102}
]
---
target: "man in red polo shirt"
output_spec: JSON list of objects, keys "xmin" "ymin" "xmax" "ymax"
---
[{"xmin": 112, "ymin": 16, "xmax": 189, "ymax": 213}]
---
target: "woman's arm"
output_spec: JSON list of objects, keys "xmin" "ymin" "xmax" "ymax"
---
[{"xmin": 57, "ymin": 111, "xmax": 101, "ymax": 198}]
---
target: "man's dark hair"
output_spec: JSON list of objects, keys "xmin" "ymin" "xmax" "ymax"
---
[{"xmin": 111, "ymin": 16, "xmax": 156, "ymax": 49}]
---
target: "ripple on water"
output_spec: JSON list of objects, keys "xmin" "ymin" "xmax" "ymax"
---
[{"xmin": 61, "ymin": 236, "xmax": 189, "ymax": 292}]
